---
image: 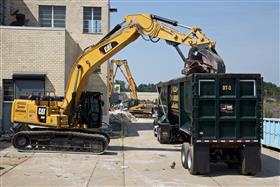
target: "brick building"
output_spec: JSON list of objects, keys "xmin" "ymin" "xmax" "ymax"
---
[{"xmin": 0, "ymin": 0, "xmax": 110, "ymax": 133}]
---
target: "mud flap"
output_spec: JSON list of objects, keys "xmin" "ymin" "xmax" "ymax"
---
[
  {"xmin": 241, "ymin": 145, "xmax": 261, "ymax": 175},
  {"xmin": 192, "ymin": 144, "xmax": 210, "ymax": 174}
]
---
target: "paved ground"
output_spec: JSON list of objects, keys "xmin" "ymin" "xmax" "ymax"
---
[{"xmin": 0, "ymin": 118, "xmax": 279, "ymax": 187}]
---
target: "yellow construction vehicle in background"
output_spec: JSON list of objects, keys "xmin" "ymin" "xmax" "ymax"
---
[
  {"xmin": 108, "ymin": 59, "xmax": 138, "ymax": 102},
  {"xmin": 11, "ymin": 14, "xmax": 224, "ymax": 154},
  {"xmin": 108, "ymin": 59, "xmax": 156, "ymax": 117}
]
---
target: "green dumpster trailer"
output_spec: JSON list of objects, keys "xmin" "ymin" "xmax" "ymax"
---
[{"xmin": 155, "ymin": 73, "xmax": 263, "ymax": 175}]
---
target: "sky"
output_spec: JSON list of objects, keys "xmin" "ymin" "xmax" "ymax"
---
[{"xmin": 109, "ymin": 0, "xmax": 279, "ymax": 85}]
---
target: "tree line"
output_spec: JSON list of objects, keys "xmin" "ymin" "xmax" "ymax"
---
[
  {"xmin": 115, "ymin": 80, "xmax": 280, "ymax": 96},
  {"xmin": 115, "ymin": 80, "xmax": 157, "ymax": 92}
]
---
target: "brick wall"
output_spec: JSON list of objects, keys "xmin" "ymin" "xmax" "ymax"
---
[
  {"xmin": 2, "ymin": 0, "xmax": 110, "ymax": 120},
  {"xmin": 0, "ymin": 26, "xmax": 80, "ymax": 124},
  {"xmin": 0, "ymin": 27, "xmax": 67, "ymax": 95},
  {"xmin": 4, "ymin": 0, "xmax": 109, "ymax": 115}
]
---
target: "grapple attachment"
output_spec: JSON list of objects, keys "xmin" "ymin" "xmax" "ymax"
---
[{"xmin": 182, "ymin": 46, "xmax": 225, "ymax": 75}]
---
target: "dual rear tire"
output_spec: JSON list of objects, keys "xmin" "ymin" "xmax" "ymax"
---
[
  {"xmin": 181, "ymin": 143, "xmax": 210, "ymax": 175},
  {"xmin": 181, "ymin": 143, "xmax": 196, "ymax": 174},
  {"xmin": 181, "ymin": 142, "xmax": 261, "ymax": 175}
]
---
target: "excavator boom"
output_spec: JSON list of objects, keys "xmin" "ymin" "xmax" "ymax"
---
[{"xmin": 61, "ymin": 14, "xmax": 224, "ymax": 115}]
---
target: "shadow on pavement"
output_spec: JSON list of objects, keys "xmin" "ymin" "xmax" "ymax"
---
[
  {"xmin": 0, "ymin": 141, "xmax": 11, "ymax": 151},
  {"xmin": 103, "ymin": 151, "xmax": 118, "ymax": 156},
  {"xmin": 206, "ymin": 153, "xmax": 280, "ymax": 178},
  {"xmin": 254, "ymin": 153, "xmax": 280, "ymax": 178},
  {"xmin": 108, "ymin": 145, "xmax": 179, "ymax": 152},
  {"xmin": 124, "ymin": 122, "xmax": 154, "ymax": 137}
]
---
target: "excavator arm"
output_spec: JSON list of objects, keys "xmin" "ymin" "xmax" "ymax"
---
[
  {"xmin": 61, "ymin": 14, "xmax": 224, "ymax": 115},
  {"xmin": 109, "ymin": 60, "xmax": 138, "ymax": 100},
  {"xmin": 122, "ymin": 61, "xmax": 138, "ymax": 100}
]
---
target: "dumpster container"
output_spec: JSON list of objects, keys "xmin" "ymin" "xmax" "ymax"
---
[
  {"xmin": 155, "ymin": 73, "xmax": 263, "ymax": 175},
  {"xmin": 262, "ymin": 118, "xmax": 280, "ymax": 149}
]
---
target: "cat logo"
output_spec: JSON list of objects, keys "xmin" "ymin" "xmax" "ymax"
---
[
  {"xmin": 37, "ymin": 107, "xmax": 47, "ymax": 123},
  {"xmin": 99, "ymin": 41, "xmax": 118, "ymax": 54},
  {"xmin": 38, "ymin": 108, "xmax": 46, "ymax": 115}
]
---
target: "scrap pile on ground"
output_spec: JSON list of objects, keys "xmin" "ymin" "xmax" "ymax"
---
[{"xmin": 109, "ymin": 110, "xmax": 136, "ymax": 132}]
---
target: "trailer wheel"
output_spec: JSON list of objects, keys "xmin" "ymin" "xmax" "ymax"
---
[
  {"xmin": 157, "ymin": 127, "xmax": 169, "ymax": 144},
  {"xmin": 153, "ymin": 126, "xmax": 158, "ymax": 138},
  {"xmin": 181, "ymin": 143, "xmax": 190, "ymax": 169},
  {"xmin": 157, "ymin": 127, "xmax": 161, "ymax": 143},
  {"xmin": 187, "ymin": 146, "xmax": 196, "ymax": 174}
]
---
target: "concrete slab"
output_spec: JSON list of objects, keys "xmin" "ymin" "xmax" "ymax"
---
[{"xmin": 0, "ymin": 118, "xmax": 279, "ymax": 187}]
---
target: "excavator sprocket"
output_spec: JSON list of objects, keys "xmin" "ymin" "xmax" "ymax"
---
[{"xmin": 12, "ymin": 129, "xmax": 109, "ymax": 154}]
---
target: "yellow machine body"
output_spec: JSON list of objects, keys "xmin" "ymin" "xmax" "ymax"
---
[{"xmin": 11, "ymin": 99, "xmax": 68, "ymax": 128}]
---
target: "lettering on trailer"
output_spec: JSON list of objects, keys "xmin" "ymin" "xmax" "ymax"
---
[
  {"xmin": 99, "ymin": 41, "xmax": 118, "ymax": 54},
  {"xmin": 37, "ymin": 107, "xmax": 47, "ymax": 123},
  {"xmin": 222, "ymin": 85, "xmax": 232, "ymax": 91}
]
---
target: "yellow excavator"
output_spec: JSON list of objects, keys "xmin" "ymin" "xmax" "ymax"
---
[
  {"xmin": 108, "ymin": 59, "xmax": 155, "ymax": 117},
  {"xmin": 11, "ymin": 14, "xmax": 224, "ymax": 154},
  {"xmin": 108, "ymin": 59, "xmax": 138, "ymax": 102}
]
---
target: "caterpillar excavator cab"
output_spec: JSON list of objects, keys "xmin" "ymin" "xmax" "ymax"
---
[{"xmin": 11, "ymin": 14, "xmax": 224, "ymax": 154}]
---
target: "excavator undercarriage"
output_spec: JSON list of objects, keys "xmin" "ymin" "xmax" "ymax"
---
[
  {"xmin": 12, "ymin": 92, "xmax": 110, "ymax": 154},
  {"xmin": 12, "ymin": 129, "xmax": 109, "ymax": 154}
]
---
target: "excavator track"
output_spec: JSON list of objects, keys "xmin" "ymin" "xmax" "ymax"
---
[{"xmin": 12, "ymin": 130, "xmax": 109, "ymax": 154}]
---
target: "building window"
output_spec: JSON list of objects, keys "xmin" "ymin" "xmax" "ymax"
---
[
  {"xmin": 39, "ymin": 5, "xmax": 66, "ymax": 28},
  {"xmin": 83, "ymin": 7, "xmax": 101, "ymax": 33},
  {"xmin": 3, "ymin": 79, "xmax": 14, "ymax": 101}
]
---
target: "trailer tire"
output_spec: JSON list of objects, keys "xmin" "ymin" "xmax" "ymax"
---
[
  {"xmin": 181, "ymin": 143, "xmax": 190, "ymax": 169},
  {"xmin": 157, "ymin": 127, "xmax": 168, "ymax": 144},
  {"xmin": 153, "ymin": 126, "xmax": 158, "ymax": 138},
  {"xmin": 187, "ymin": 145, "xmax": 197, "ymax": 174},
  {"xmin": 157, "ymin": 127, "xmax": 161, "ymax": 143},
  {"xmin": 183, "ymin": 144, "xmax": 210, "ymax": 175}
]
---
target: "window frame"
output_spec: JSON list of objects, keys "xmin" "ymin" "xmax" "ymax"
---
[
  {"xmin": 39, "ymin": 5, "xmax": 66, "ymax": 28},
  {"xmin": 83, "ymin": 7, "xmax": 102, "ymax": 34},
  {"xmin": 3, "ymin": 79, "xmax": 14, "ymax": 102}
]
